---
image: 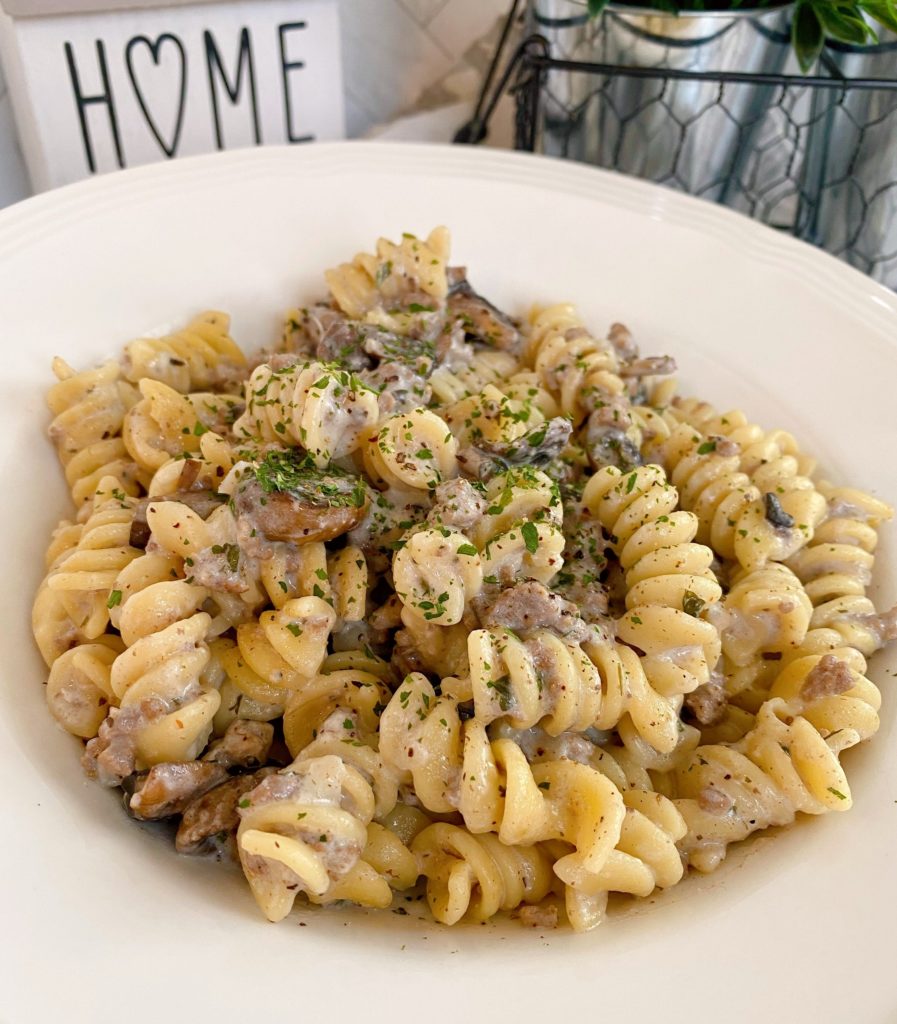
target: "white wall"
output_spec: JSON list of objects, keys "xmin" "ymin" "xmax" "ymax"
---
[{"xmin": 0, "ymin": 56, "xmax": 30, "ymax": 206}]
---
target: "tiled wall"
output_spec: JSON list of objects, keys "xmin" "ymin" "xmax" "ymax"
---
[
  {"xmin": 338, "ymin": 0, "xmax": 510, "ymax": 136},
  {"xmin": 0, "ymin": 0, "xmax": 510, "ymax": 206}
]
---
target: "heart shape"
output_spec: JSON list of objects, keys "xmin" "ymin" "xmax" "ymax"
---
[{"xmin": 125, "ymin": 34, "xmax": 188, "ymax": 158}]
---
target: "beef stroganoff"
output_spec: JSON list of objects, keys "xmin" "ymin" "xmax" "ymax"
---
[{"xmin": 35, "ymin": 227, "xmax": 895, "ymax": 931}]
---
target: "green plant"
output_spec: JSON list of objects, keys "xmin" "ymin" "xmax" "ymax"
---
[{"xmin": 586, "ymin": 0, "xmax": 897, "ymax": 70}]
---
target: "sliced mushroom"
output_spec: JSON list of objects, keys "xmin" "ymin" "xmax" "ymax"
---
[
  {"xmin": 176, "ymin": 768, "xmax": 277, "ymax": 854},
  {"xmin": 234, "ymin": 478, "xmax": 367, "ymax": 547},
  {"xmin": 447, "ymin": 274, "xmax": 520, "ymax": 353},
  {"xmin": 129, "ymin": 762, "xmax": 228, "ymax": 820},
  {"xmin": 457, "ymin": 417, "xmax": 572, "ymax": 480},
  {"xmin": 618, "ymin": 355, "xmax": 677, "ymax": 378},
  {"xmin": 202, "ymin": 719, "xmax": 274, "ymax": 769}
]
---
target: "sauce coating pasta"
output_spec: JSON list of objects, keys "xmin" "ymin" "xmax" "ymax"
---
[{"xmin": 34, "ymin": 228, "xmax": 895, "ymax": 931}]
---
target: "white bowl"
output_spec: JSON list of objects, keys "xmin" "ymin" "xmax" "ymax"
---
[{"xmin": 3, "ymin": 142, "xmax": 895, "ymax": 1024}]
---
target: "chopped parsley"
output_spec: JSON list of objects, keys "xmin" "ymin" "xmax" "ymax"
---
[
  {"xmin": 521, "ymin": 521, "xmax": 539, "ymax": 554},
  {"xmin": 254, "ymin": 448, "xmax": 367, "ymax": 508}
]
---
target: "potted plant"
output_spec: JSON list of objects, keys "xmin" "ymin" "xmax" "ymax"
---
[
  {"xmin": 531, "ymin": 0, "xmax": 798, "ymax": 202},
  {"xmin": 584, "ymin": 0, "xmax": 897, "ymax": 69}
]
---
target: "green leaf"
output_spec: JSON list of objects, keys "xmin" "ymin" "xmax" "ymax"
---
[
  {"xmin": 587, "ymin": 0, "xmax": 610, "ymax": 15},
  {"xmin": 521, "ymin": 521, "xmax": 539, "ymax": 554},
  {"xmin": 815, "ymin": 2, "xmax": 875, "ymax": 43},
  {"xmin": 858, "ymin": 0, "xmax": 897, "ymax": 34},
  {"xmin": 792, "ymin": 1, "xmax": 825, "ymax": 71}
]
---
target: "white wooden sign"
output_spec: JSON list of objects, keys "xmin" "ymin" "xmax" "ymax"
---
[{"xmin": 0, "ymin": 0, "xmax": 343, "ymax": 190}]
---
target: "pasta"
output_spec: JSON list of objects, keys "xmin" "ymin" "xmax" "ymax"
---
[{"xmin": 33, "ymin": 227, "xmax": 895, "ymax": 934}]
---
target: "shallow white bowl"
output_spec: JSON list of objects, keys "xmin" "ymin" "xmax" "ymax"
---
[{"xmin": 3, "ymin": 143, "xmax": 895, "ymax": 1024}]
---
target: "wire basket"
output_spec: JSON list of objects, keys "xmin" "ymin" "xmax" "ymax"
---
[{"xmin": 461, "ymin": 7, "xmax": 897, "ymax": 288}]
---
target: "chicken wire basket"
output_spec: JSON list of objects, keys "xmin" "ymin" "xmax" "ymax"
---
[{"xmin": 463, "ymin": 12, "xmax": 897, "ymax": 288}]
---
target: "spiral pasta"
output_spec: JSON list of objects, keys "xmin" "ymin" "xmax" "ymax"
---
[
  {"xmin": 430, "ymin": 350, "xmax": 520, "ymax": 405},
  {"xmin": 123, "ymin": 379, "xmax": 208, "ymax": 474},
  {"xmin": 413, "ymin": 822, "xmax": 555, "ymax": 925},
  {"xmin": 147, "ymin": 431, "xmax": 235, "ymax": 496},
  {"xmin": 234, "ymin": 359, "xmax": 380, "ymax": 467},
  {"xmin": 471, "ymin": 467, "xmax": 566, "ymax": 586},
  {"xmin": 35, "ymin": 225, "xmax": 896, "ymax": 934},
  {"xmin": 786, "ymin": 482, "xmax": 895, "ymax": 655},
  {"xmin": 283, "ymin": 660, "xmax": 398, "ymax": 817},
  {"xmin": 258, "ymin": 541, "xmax": 368, "ymax": 626},
  {"xmin": 552, "ymin": 788, "xmax": 687, "ymax": 932},
  {"xmin": 379, "ymin": 674, "xmax": 626, "ymax": 894},
  {"xmin": 392, "ymin": 525, "xmax": 483, "ymax": 627},
  {"xmin": 103, "ymin": 551, "xmax": 220, "ymax": 767},
  {"xmin": 363, "ymin": 407, "xmax": 458, "ymax": 491},
  {"xmin": 45, "ymin": 639, "xmax": 123, "ymax": 738},
  {"xmin": 524, "ymin": 305, "xmax": 625, "ymax": 425},
  {"xmin": 325, "ymin": 226, "xmax": 450, "ymax": 321},
  {"xmin": 581, "ymin": 464, "xmax": 723, "ymax": 703},
  {"xmin": 41, "ymin": 478, "xmax": 141, "ymax": 640},
  {"xmin": 656, "ymin": 410, "xmax": 827, "ymax": 568},
  {"xmin": 237, "ymin": 754, "xmax": 377, "ymax": 921},
  {"xmin": 310, "ymin": 822, "xmax": 419, "ymax": 909},
  {"xmin": 123, "ymin": 311, "xmax": 246, "ymax": 393},
  {"xmin": 675, "ymin": 649, "xmax": 880, "ymax": 872},
  {"xmin": 468, "ymin": 627, "xmax": 680, "ymax": 752},
  {"xmin": 47, "ymin": 358, "xmax": 142, "ymax": 507}
]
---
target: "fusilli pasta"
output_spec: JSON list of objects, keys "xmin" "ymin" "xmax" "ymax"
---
[{"xmin": 32, "ymin": 227, "xmax": 894, "ymax": 935}]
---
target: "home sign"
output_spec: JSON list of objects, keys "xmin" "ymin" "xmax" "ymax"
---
[{"xmin": 0, "ymin": 0, "xmax": 343, "ymax": 190}]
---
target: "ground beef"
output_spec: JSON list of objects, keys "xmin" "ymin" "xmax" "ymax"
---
[
  {"xmin": 698, "ymin": 785, "xmax": 734, "ymax": 814},
  {"xmin": 800, "ymin": 654, "xmax": 855, "ymax": 702},
  {"xmin": 518, "ymin": 904, "xmax": 559, "ymax": 929},
  {"xmin": 362, "ymin": 360, "xmax": 431, "ymax": 416},
  {"xmin": 685, "ymin": 680, "xmax": 729, "ymax": 726},
  {"xmin": 82, "ymin": 698, "xmax": 168, "ymax": 787},
  {"xmin": 855, "ymin": 605, "xmax": 897, "ymax": 649},
  {"xmin": 390, "ymin": 629, "xmax": 430, "ymax": 680},
  {"xmin": 189, "ymin": 544, "xmax": 247, "ymax": 594},
  {"xmin": 479, "ymin": 581, "xmax": 592, "ymax": 644},
  {"xmin": 428, "ymin": 478, "xmax": 488, "ymax": 531}
]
